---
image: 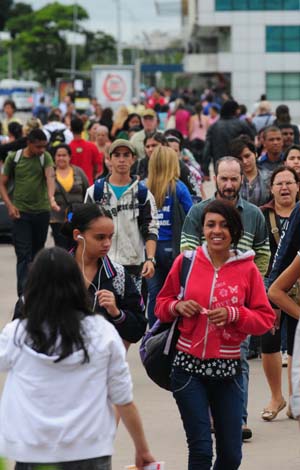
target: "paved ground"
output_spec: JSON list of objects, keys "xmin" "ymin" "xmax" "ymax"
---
[
  {"xmin": 1, "ymin": 238, "xmax": 300, "ymax": 470},
  {"xmin": 0, "ymin": 178, "xmax": 300, "ymax": 469}
]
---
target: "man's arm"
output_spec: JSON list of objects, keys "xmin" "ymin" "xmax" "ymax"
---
[
  {"xmin": 44, "ymin": 166, "xmax": 60, "ymax": 212},
  {"xmin": 201, "ymin": 126, "xmax": 213, "ymax": 177},
  {"xmin": 252, "ymin": 209, "xmax": 271, "ymax": 277},
  {"xmin": 180, "ymin": 204, "xmax": 203, "ymax": 251},
  {"xmin": 142, "ymin": 239, "xmax": 157, "ymax": 278},
  {"xmin": 139, "ymin": 190, "xmax": 158, "ymax": 279},
  {"xmin": 0, "ymin": 174, "xmax": 20, "ymax": 219}
]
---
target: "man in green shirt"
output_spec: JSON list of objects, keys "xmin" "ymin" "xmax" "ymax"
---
[{"xmin": 0, "ymin": 128, "xmax": 59, "ymax": 295}]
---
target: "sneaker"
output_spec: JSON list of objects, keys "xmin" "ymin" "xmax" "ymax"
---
[
  {"xmin": 281, "ymin": 351, "xmax": 288, "ymax": 368},
  {"xmin": 242, "ymin": 425, "xmax": 252, "ymax": 441}
]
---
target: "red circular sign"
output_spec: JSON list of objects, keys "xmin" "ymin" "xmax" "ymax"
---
[{"xmin": 102, "ymin": 74, "xmax": 126, "ymax": 101}]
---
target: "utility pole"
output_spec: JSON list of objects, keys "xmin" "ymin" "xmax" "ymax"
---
[
  {"xmin": 70, "ymin": 1, "xmax": 78, "ymax": 79},
  {"xmin": 116, "ymin": 0, "xmax": 123, "ymax": 65},
  {"xmin": 8, "ymin": 47, "xmax": 13, "ymax": 78}
]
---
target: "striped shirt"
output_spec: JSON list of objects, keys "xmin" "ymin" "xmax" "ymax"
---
[{"xmin": 180, "ymin": 195, "xmax": 270, "ymax": 277}]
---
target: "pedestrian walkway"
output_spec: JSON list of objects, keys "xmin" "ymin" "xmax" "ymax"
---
[
  {"xmin": 0, "ymin": 229, "xmax": 299, "ymax": 470},
  {"xmin": 113, "ymin": 347, "xmax": 300, "ymax": 470}
]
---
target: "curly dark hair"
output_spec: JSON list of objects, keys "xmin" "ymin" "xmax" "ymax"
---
[{"xmin": 201, "ymin": 199, "xmax": 243, "ymax": 248}]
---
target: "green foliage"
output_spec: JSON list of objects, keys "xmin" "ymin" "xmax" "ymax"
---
[
  {"xmin": 2, "ymin": 1, "xmax": 117, "ymax": 84},
  {"xmin": 0, "ymin": 0, "xmax": 13, "ymax": 30},
  {"xmin": 82, "ymin": 30, "xmax": 117, "ymax": 66},
  {"xmin": 0, "ymin": 457, "xmax": 6, "ymax": 470}
]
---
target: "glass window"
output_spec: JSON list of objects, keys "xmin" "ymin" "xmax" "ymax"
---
[
  {"xmin": 234, "ymin": 0, "xmax": 247, "ymax": 8},
  {"xmin": 284, "ymin": 0, "xmax": 299, "ymax": 9},
  {"xmin": 266, "ymin": 0, "xmax": 281, "ymax": 9},
  {"xmin": 266, "ymin": 26, "xmax": 300, "ymax": 52},
  {"xmin": 216, "ymin": 0, "xmax": 232, "ymax": 10},
  {"xmin": 266, "ymin": 73, "xmax": 300, "ymax": 100},
  {"xmin": 215, "ymin": 0, "xmax": 300, "ymax": 10},
  {"xmin": 248, "ymin": 0, "xmax": 263, "ymax": 9}
]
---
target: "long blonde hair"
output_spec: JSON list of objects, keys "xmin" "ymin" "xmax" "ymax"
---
[{"xmin": 147, "ymin": 146, "xmax": 180, "ymax": 209}]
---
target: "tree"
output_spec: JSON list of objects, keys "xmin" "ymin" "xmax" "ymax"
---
[
  {"xmin": 82, "ymin": 30, "xmax": 117, "ymax": 67},
  {"xmin": 6, "ymin": 2, "xmax": 89, "ymax": 84},
  {"xmin": 0, "ymin": 0, "xmax": 13, "ymax": 31}
]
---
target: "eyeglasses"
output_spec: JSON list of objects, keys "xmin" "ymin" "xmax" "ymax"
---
[{"xmin": 272, "ymin": 181, "xmax": 297, "ymax": 188}]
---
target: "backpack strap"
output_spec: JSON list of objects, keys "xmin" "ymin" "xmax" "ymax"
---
[
  {"xmin": 13, "ymin": 150, "xmax": 44, "ymax": 168},
  {"xmin": 179, "ymin": 250, "xmax": 197, "ymax": 298},
  {"xmin": 268, "ymin": 211, "xmax": 280, "ymax": 245},
  {"xmin": 137, "ymin": 181, "xmax": 148, "ymax": 206},
  {"xmin": 13, "ymin": 149, "xmax": 23, "ymax": 165},
  {"xmin": 93, "ymin": 177, "xmax": 106, "ymax": 202},
  {"xmin": 93, "ymin": 178, "xmax": 148, "ymax": 205}
]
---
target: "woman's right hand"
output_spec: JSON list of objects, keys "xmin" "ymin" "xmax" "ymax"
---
[{"xmin": 175, "ymin": 300, "xmax": 202, "ymax": 318}]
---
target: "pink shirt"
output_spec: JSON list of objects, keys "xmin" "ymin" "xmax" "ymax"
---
[{"xmin": 175, "ymin": 109, "xmax": 190, "ymax": 137}]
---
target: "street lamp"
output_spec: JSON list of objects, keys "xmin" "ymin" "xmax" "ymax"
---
[
  {"xmin": 70, "ymin": 1, "xmax": 78, "ymax": 79},
  {"xmin": 114, "ymin": 0, "xmax": 123, "ymax": 65}
]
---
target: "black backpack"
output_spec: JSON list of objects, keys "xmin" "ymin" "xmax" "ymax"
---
[{"xmin": 47, "ymin": 129, "xmax": 66, "ymax": 156}]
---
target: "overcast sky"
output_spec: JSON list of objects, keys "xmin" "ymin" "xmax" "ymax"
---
[{"xmin": 23, "ymin": 0, "xmax": 181, "ymax": 44}]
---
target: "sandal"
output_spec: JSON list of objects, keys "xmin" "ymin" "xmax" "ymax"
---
[
  {"xmin": 286, "ymin": 406, "xmax": 296, "ymax": 420},
  {"xmin": 261, "ymin": 399, "xmax": 286, "ymax": 421}
]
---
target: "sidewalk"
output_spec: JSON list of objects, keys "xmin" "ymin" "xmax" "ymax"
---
[
  {"xmin": 1, "ymin": 226, "xmax": 299, "ymax": 469},
  {"xmin": 113, "ymin": 346, "xmax": 300, "ymax": 469}
]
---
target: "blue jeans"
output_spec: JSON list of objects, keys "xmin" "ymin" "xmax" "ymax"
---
[
  {"xmin": 13, "ymin": 211, "xmax": 50, "ymax": 296},
  {"xmin": 147, "ymin": 240, "xmax": 174, "ymax": 327},
  {"xmin": 171, "ymin": 367, "xmax": 243, "ymax": 470},
  {"xmin": 240, "ymin": 336, "xmax": 250, "ymax": 425}
]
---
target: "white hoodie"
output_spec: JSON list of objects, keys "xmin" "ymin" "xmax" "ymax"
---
[{"xmin": 0, "ymin": 315, "xmax": 132, "ymax": 463}]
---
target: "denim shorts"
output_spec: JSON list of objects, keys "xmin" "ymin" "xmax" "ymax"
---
[{"xmin": 15, "ymin": 456, "xmax": 112, "ymax": 470}]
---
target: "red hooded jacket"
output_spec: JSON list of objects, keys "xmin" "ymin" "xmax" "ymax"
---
[{"xmin": 155, "ymin": 245, "xmax": 275, "ymax": 360}]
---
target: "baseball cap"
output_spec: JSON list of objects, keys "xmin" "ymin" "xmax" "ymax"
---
[
  {"xmin": 142, "ymin": 108, "xmax": 156, "ymax": 118},
  {"xmin": 109, "ymin": 139, "xmax": 136, "ymax": 156}
]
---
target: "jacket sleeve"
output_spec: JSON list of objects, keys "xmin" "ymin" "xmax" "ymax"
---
[
  {"xmin": 252, "ymin": 208, "xmax": 270, "ymax": 277},
  {"xmin": 76, "ymin": 166, "xmax": 90, "ymax": 196},
  {"xmin": 84, "ymin": 185, "xmax": 95, "ymax": 203},
  {"xmin": 155, "ymin": 254, "xmax": 184, "ymax": 323},
  {"xmin": 268, "ymin": 203, "xmax": 300, "ymax": 286},
  {"xmin": 111, "ymin": 270, "xmax": 147, "ymax": 343},
  {"xmin": 138, "ymin": 189, "xmax": 158, "ymax": 242},
  {"xmin": 229, "ymin": 264, "xmax": 275, "ymax": 335},
  {"xmin": 291, "ymin": 320, "xmax": 300, "ymax": 418},
  {"xmin": 180, "ymin": 203, "xmax": 203, "ymax": 251},
  {"xmin": 202, "ymin": 126, "xmax": 213, "ymax": 176},
  {"xmin": 0, "ymin": 321, "xmax": 21, "ymax": 371}
]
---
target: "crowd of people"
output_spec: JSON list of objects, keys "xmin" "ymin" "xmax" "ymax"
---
[{"xmin": 0, "ymin": 87, "xmax": 300, "ymax": 469}]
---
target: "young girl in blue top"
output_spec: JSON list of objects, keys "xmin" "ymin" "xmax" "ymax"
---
[{"xmin": 146, "ymin": 145, "xmax": 193, "ymax": 326}]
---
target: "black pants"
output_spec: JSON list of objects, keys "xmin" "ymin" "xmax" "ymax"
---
[
  {"xmin": 13, "ymin": 211, "xmax": 50, "ymax": 296},
  {"xmin": 15, "ymin": 456, "xmax": 111, "ymax": 470},
  {"xmin": 51, "ymin": 222, "xmax": 72, "ymax": 250},
  {"xmin": 261, "ymin": 312, "xmax": 298, "ymax": 356}
]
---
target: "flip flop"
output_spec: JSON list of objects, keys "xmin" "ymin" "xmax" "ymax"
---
[{"xmin": 261, "ymin": 400, "xmax": 286, "ymax": 421}]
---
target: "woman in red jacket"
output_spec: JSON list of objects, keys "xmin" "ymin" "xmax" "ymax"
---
[{"xmin": 155, "ymin": 199, "xmax": 275, "ymax": 470}]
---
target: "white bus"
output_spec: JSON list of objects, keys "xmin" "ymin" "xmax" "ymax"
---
[{"xmin": 0, "ymin": 79, "xmax": 41, "ymax": 111}]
